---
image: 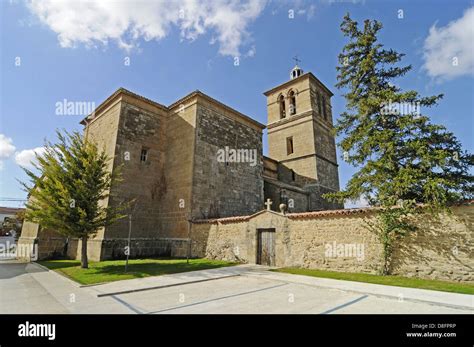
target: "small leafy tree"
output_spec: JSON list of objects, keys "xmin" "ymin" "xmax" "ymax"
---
[
  {"xmin": 21, "ymin": 131, "xmax": 126, "ymax": 268},
  {"xmin": 325, "ymin": 14, "xmax": 473, "ymax": 274}
]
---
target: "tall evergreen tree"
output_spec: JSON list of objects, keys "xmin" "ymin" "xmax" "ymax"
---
[
  {"xmin": 21, "ymin": 131, "xmax": 126, "ymax": 268},
  {"xmin": 325, "ymin": 14, "xmax": 473, "ymax": 273}
]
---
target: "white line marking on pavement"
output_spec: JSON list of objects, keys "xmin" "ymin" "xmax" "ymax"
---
[
  {"xmin": 147, "ymin": 283, "xmax": 289, "ymax": 314},
  {"xmin": 320, "ymin": 295, "xmax": 369, "ymax": 314}
]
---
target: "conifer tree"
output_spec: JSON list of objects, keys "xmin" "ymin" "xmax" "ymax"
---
[{"xmin": 325, "ymin": 14, "xmax": 473, "ymax": 274}]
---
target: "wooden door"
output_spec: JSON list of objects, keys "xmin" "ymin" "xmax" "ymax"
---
[{"xmin": 257, "ymin": 229, "xmax": 275, "ymax": 266}]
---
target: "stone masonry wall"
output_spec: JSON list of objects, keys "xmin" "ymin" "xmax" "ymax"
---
[
  {"xmin": 287, "ymin": 214, "xmax": 382, "ymax": 273},
  {"xmin": 158, "ymin": 101, "xmax": 197, "ymax": 239},
  {"xmin": 192, "ymin": 222, "xmax": 247, "ymax": 262},
  {"xmin": 264, "ymin": 179, "xmax": 309, "ymax": 213},
  {"xmin": 307, "ymin": 184, "xmax": 344, "ymax": 211},
  {"xmin": 192, "ymin": 102, "xmax": 264, "ymax": 219},
  {"xmin": 191, "ymin": 205, "xmax": 473, "ymax": 283},
  {"xmin": 17, "ymin": 224, "xmax": 68, "ymax": 261},
  {"xmin": 105, "ymin": 101, "xmax": 167, "ymax": 240}
]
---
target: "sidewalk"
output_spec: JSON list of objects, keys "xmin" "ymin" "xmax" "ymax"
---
[{"xmin": 23, "ymin": 262, "xmax": 132, "ymax": 313}]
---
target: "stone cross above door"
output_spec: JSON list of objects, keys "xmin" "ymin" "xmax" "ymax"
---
[{"xmin": 264, "ymin": 198, "xmax": 272, "ymax": 211}]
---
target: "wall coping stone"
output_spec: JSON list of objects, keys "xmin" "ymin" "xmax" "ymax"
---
[{"xmin": 192, "ymin": 199, "xmax": 474, "ymax": 224}]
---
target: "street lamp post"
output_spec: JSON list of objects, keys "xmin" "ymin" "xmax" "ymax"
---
[
  {"xmin": 186, "ymin": 217, "xmax": 191, "ymax": 264},
  {"xmin": 125, "ymin": 214, "xmax": 132, "ymax": 272}
]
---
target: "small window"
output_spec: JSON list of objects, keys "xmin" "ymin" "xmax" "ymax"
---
[
  {"xmin": 286, "ymin": 137, "xmax": 294, "ymax": 155},
  {"xmin": 140, "ymin": 148, "xmax": 148, "ymax": 162},
  {"xmin": 291, "ymin": 170, "xmax": 296, "ymax": 181}
]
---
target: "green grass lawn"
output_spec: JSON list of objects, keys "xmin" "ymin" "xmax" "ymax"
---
[
  {"xmin": 272, "ymin": 268, "xmax": 474, "ymax": 295},
  {"xmin": 38, "ymin": 258, "xmax": 237, "ymax": 285}
]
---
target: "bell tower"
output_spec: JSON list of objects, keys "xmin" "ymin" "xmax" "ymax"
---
[{"xmin": 263, "ymin": 64, "xmax": 341, "ymax": 209}]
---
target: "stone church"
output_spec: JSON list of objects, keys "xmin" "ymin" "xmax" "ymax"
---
[{"xmin": 19, "ymin": 65, "xmax": 342, "ymax": 261}]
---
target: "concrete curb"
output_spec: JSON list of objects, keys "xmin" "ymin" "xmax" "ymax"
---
[
  {"xmin": 79, "ymin": 281, "xmax": 112, "ymax": 288},
  {"xmin": 28, "ymin": 262, "xmax": 82, "ymax": 288},
  {"xmin": 29, "ymin": 261, "xmax": 51, "ymax": 272}
]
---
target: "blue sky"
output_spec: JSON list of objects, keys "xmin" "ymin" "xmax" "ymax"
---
[{"xmin": 1, "ymin": 0, "xmax": 473, "ymax": 208}]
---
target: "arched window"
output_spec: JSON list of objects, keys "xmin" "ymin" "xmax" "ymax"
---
[
  {"xmin": 278, "ymin": 94, "xmax": 286, "ymax": 119},
  {"xmin": 289, "ymin": 90, "xmax": 296, "ymax": 115}
]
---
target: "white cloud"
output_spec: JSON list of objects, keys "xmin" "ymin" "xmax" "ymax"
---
[
  {"xmin": 26, "ymin": 0, "xmax": 268, "ymax": 57},
  {"xmin": 423, "ymin": 6, "xmax": 474, "ymax": 80},
  {"xmin": 344, "ymin": 196, "xmax": 370, "ymax": 209},
  {"xmin": 245, "ymin": 45, "xmax": 256, "ymax": 57},
  {"xmin": 296, "ymin": 4, "xmax": 315, "ymax": 20},
  {"xmin": 14, "ymin": 147, "xmax": 46, "ymax": 168},
  {"xmin": 270, "ymin": 0, "xmax": 317, "ymax": 20},
  {"xmin": 0, "ymin": 134, "xmax": 16, "ymax": 159},
  {"xmin": 0, "ymin": 134, "xmax": 16, "ymax": 169}
]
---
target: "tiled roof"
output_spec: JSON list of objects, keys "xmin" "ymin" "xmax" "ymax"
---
[
  {"xmin": 0, "ymin": 207, "xmax": 25, "ymax": 215},
  {"xmin": 287, "ymin": 207, "xmax": 378, "ymax": 219},
  {"xmin": 191, "ymin": 200, "xmax": 473, "ymax": 224},
  {"xmin": 193, "ymin": 209, "xmax": 283, "ymax": 224},
  {"xmin": 193, "ymin": 215, "xmax": 251, "ymax": 224},
  {"xmin": 191, "ymin": 207, "xmax": 373, "ymax": 224},
  {"xmin": 288, "ymin": 200, "xmax": 474, "ymax": 219},
  {"xmin": 451, "ymin": 199, "xmax": 474, "ymax": 206}
]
